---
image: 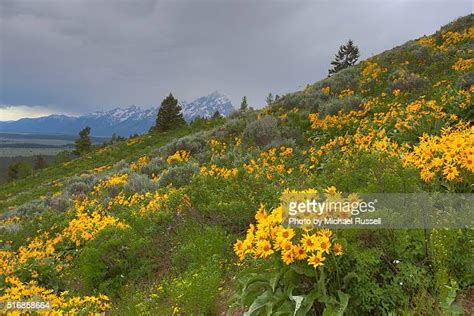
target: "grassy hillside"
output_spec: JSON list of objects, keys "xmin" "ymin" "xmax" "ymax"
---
[{"xmin": 0, "ymin": 15, "xmax": 472, "ymax": 315}]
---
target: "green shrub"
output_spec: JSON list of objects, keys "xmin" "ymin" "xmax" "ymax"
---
[
  {"xmin": 210, "ymin": 118, "xmax": 247, "ymax": 140},
  {"xmin": 157, "ymin": 163, "xmax": 198, "ymax": 188},
  {"xmin": 168, "ymin": 262, "xmax": 222, "ymax": 315},
  {"xmin": 188, "ymin": 175, "xmax": 277, "ymax": 231},
  {"xmin": 316, "ymin": 150, "xmax": 420, "ymax": 193},
  {"xmin": 171, "ymin": 221, "xmax": 230, "ymax": 273},
  {"xmin": 242, "ymin": 115, "xmax": 281, "ymax": 147},
  {"xmin": 75, "ymin": 226, "xmax": 155, "ymax": 297},
  {"xmin": 7, "ymin": 161, "xmax": 33, "ymax": 182},
  {"xmin": 316, "ymin": 66, "xmax": 359, "ymax": 94},
  {"xmin": 303, "ymin": 90, "xmax": 331, "ymax": 112}
]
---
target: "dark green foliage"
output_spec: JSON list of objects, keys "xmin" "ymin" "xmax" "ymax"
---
[
  {"xmin": 34, "ymin": 154, "xmax": 48, "ymax": 170},
  {"xmin": 7, "ymin": 161, "xmax": 32, "ymax": 182},
  {"xmin": 266, "ymin": 93, "xmax": 274, "ymax": 105},
  {"xmin": 212, "ymin": 110, "xmax": 222, "ymax": 119},
  {"xmin": 171, "ymin": 221, "xmax": 230, "ymax": 273},
  {"xmin": 240, "ymin": 96, "xmax": 248, "ymax": 112},
  {"xmin": 328, "ymin": 39, "xmax": 360, "ymax": 76},
  {"xmin": 153, "ymin": 93, "xmax": 186, "ymax": 132},
  {"xmin": 75, "ymin": 227, "xmax": 155, "ymax": 297},
  {"xmin": 74, "ymin": 126, "xmax": 92, "ymax": 156}
]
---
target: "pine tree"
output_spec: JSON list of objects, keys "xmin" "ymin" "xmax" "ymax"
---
[
  {"xmin": 34, "ymin": 154, "xmax": 47, "ymax": 170},
  {"xmin": 154, "ymin": 93, "xmax": 186, "ymax": 132},
  {"xmin": 240, "ymin": 96, "xmax": 248, "ymax": 112},
  {"xmin": 212, "ymin": 110, "xmax": 222, "ymax": 119},
  {"xmin": 328, "ymin": 39, "xmax": 360, "ymax": 76},
  {"xmin": 74, "ymin": 126, "xmax": 92, "ymax": 156},
  {"xmin": 7, "ymin": 161, "xmax": 32, "ymax": 181},
  {"xmin": 266, "ymin": 93, "xmax": 274, "ymax": 105}
]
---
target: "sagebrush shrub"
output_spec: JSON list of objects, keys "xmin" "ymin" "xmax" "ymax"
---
[
  {"xmin": 263, "ymin": 138, "xmax": 296, "ymax": 151},
  {"xmin": 65, "ymin": 174, "xmax": 100, "ymax": 195},
  {"xmin": 242, "ymin": 115, "xmax": 281, "ymax": 147},
  {"xmin": 304, "ymin": 90, "xmax": 331, "ymax": 112},
  {"xmin": 140, "ymin": 157, "xmax": 165, "ymax": 177},
  {"xmin": 157, "ymin": 133, "xmax": 208, "ymax": 157},
  {"xmin": 11, "ymin": 200, "xmax": 47, "ymax": 217},
  {"xmin": 319, "ymin": 96, "xmax": 362, "ymax": 117},
  {"xmin": 112, "ymin": 160, "xmax": 129, "ymax": 172},
  {"xmin": 158, "ymin": 163, "xmax": 198, "ymax": 188},
  {"xmin": 321, "ymin": 66, "xmax": 359, "ymax": 94},
  {"xmin": 45, "ymin": 195, "xmax": 71, "ymax": 213},
  {"xmin": 123, "ymin": 173, "xmax": 160, "ymax": 194},
  {"xmin": 210, "ymin": 118, "xmax": 247, "ymax": 140},
  {"xmin": 456, "ymin": 71, "xmax": 474, "ymax": 90},
  {"xmin": 390, "ymin": 70, "xmax": 428, "ymax": 93}
]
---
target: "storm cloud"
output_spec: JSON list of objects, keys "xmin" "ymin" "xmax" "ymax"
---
[{"xmin": 0, "ymin": 0, "xmax": 471, "ymax": 119}]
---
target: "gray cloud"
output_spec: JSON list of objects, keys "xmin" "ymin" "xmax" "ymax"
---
[{"xmin": 0, "ymin": 0, "xmax": 471, "ymax": 116}]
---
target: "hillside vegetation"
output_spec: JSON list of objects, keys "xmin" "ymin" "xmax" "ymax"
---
[{"xmin": 0, "ymin": 15, "xmax": 473, "ymax": 315}]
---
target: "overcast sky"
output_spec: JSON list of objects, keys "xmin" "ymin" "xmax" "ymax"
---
[{"xmin": 0, "ymin": 0, "xmax": 472, "ymax": 120}]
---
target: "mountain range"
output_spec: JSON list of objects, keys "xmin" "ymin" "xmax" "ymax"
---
[{"xmin": 0, "ymin": 91, "xmax": 234, "ymax": 137}]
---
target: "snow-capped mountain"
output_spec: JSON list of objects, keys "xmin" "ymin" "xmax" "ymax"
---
[
  {"xmin": 181, "ymin": 91, "xmax": 234, "ymax": 121},
  {"xmin": 0, "ymin": 92, "xmax": 235, "ymax": 137}
]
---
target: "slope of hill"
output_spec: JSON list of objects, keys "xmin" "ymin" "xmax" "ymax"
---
[
  {"xmin": 0, "ymin": 15, "xmax": 472, "ymax": 315},
  {"xmin": 0, "ymin": 91, "xmax": 235, "ymax": 137}
]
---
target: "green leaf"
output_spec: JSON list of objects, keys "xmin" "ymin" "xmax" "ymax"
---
[
  {"xmin": 270, "ymin": 271, "xmax": 284, "ymax": 293},
  {"xmin": 342, "ymin": 272, "xmax": 358, "ymax": 289},
  {"xmin": 298, "ymin": 288, "xmax": 322, "ymax": 315},
  {"xmin": 244, "ymin": 290, "xmax": 272, "ymax": 316},
  {"xmin": 290, "ymin": 263, "xmax": 315, "ymax": 277},
  {"xmin": 289, "ymin": 295, "xmax": 304, "ymax": 316}
]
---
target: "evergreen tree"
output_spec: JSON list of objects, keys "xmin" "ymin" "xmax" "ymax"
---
[
  {"xmin": 266, "ymin": 93, "xmax": 274, "ymax": 105},
  {"xmin": 154, "ymin": 93, "xmax": 186, "ymax": 132},
  {"xmin": 7, "ymin": 161, "xmax": 32, "ymax": 182},
  {"xmin": 74, "ymin": 126, "xmax": 92, "ymax": 156},
  {"xmin": 212, "ymin": 110, "xmax": 222, "ymax": 119},
  {"xmin": 328, "ymin": 39, "xmax": 360, "ymax": 76},
  {"xmin": 240, "ymin": 96, "xmax": 248, "ymax": 112},
  {"xmin": 34, "ymin": 154, "xmax": 47, "ymax": 170}
]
